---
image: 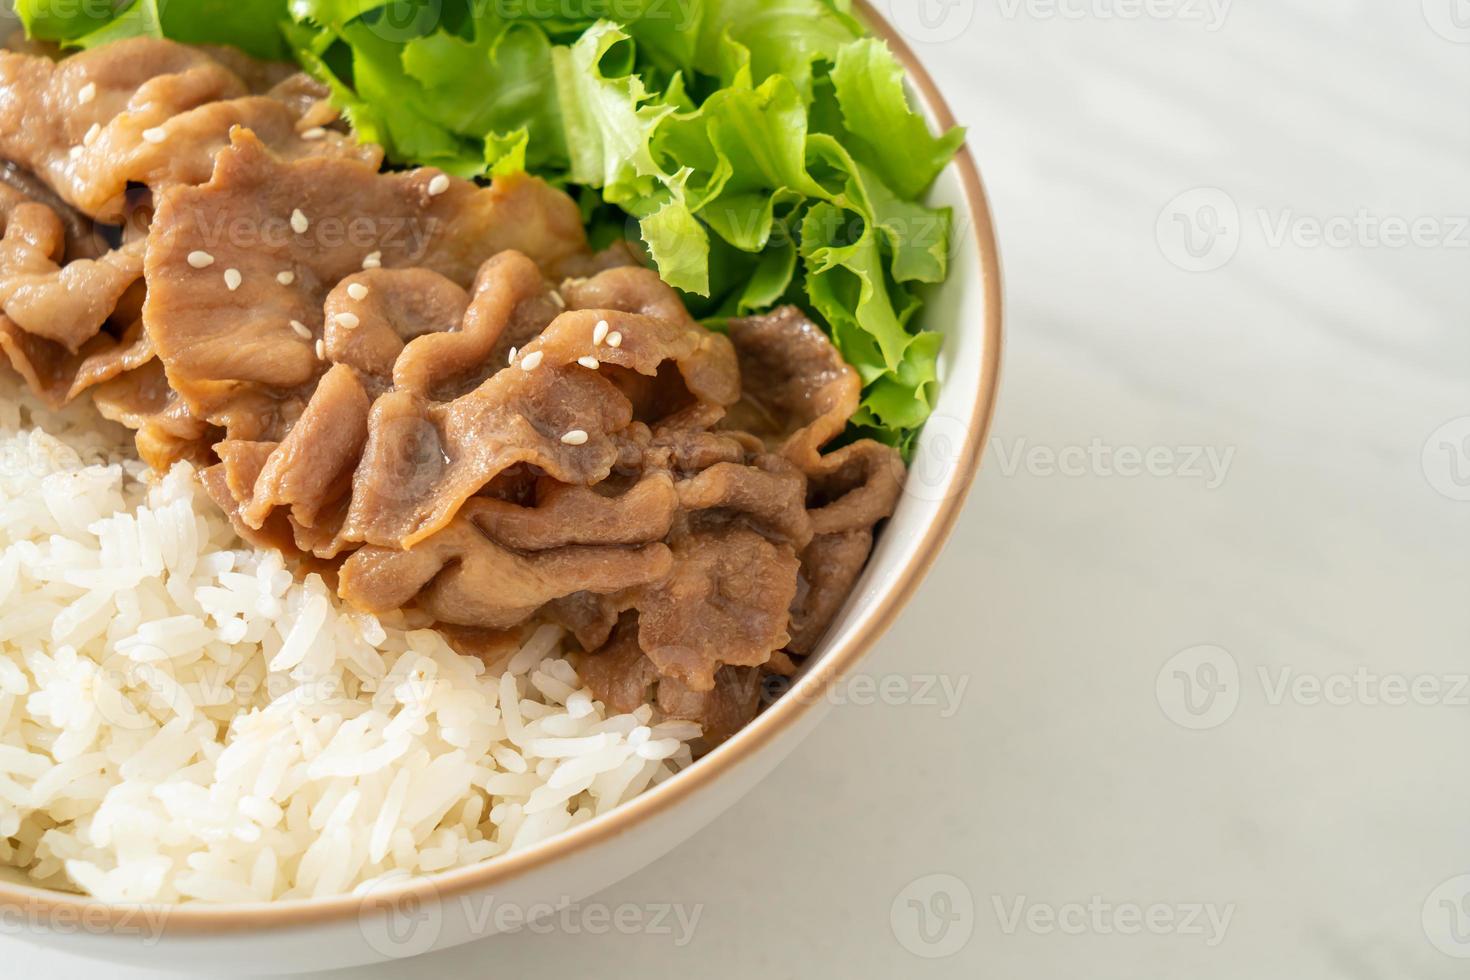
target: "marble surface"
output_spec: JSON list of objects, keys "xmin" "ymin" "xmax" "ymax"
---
[{"xmin": 12, "ymin": 3, "xmax": 1470, "ymax": 977}]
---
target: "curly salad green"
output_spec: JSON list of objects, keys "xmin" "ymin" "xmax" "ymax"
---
[{"xmin": 15, "ymin": 0, "xmax": 964, "ymax": 452}]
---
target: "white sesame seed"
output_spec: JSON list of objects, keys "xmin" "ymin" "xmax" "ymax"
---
[
  {"xmin": 300, "ymin": 126, "xmax": 327, "ymax": 140},
  {"xmin": 142, "ymin": 126, "xmax": 166, "ymax": 144},
  {"xmin": 346, "ymin": 282, "xmax": 368, "ymax": 300},
  {"xmin": 290, "ymin": 208, "xmax": 309, "ymax": 234},
  {"xmin": 83, "ymin": 123, "xmax": 100, "ymax": 146},
  {"xmin": 592, "ymin": 320, "xmax": 609, "ymax": 344},
  {"xmin": 335, "ymin": 312, "xmax": 360, "ymax": 329},
  {"xmin": 276, "ymin": 270, "xmax": 295, "ymax": 285},
  {"xmin": 68, "ymin": 146, "xmax": 82, "ymax": 160},
  {"xmin": 223, "ymin": 268, "xmax": 242, "ymax": 291},
  {"xmin": 519, "ymin": 350, "xmax": 543, "ymax": 371},
  {"xmin": 549, "ymin": 290, "xmax": 565, "ymax": 308},
  {"xmin": 362, "ymin": 251, "xmax": 381, "ymax": 269},
  {"xmin": 290, "ymin": 320, "xmax": 311, "ymax": 339},
  {"xmin": 507, "ymin": 346, "xmax": 518, "ymax": 365},
  {"xmin": 77, "ymin": 82, "xmax": 96, "ymax": 105},
  {"xmin": 187, "ymin": 250, "xmax": 214, "ymax": 269},
  {"xmin": 577, "ymin": 355, "xmax": 600, "ymax": 370},
  {"xmin": 314, "ymin": 339, "xmax": 325, "ymax": 360},
  {"xmin": 606, "ymin": 331, "xmax": 623, "ymax": 348},
  {"xmin": 560, "ymin": 429, "xmax": 588, "ymax": 446},
  {"xmin": 427, "ymin": 174, "xmax": 450, "ymax": 196}
]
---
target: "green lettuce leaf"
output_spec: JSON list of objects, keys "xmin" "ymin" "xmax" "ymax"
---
[
  {"xmin": 694, "ymin": 0, "xmax": 860, "ymax": 94},
  {"xmin": 662, "ymin": 73, "xmax": 825, "ymax": 248},
  {"xmin": 551, "ymin": 22, "xmax": 673, "ymax": 195},
  {"xmin": 12, "ymin": 0, "xmax": 120, "ymax": 42},
  {"xmin": 14, "ymin": 0, "xmax": 963, "ymax": 452},
  {"xmin": 639, "ymin": 184, "xmax": 711, "ymax": 296},
  {"xmin": 400, "ymin": 20, "xmax": 566, "ymax": 171},
  {"xmin": 829, "ymin": 37, "xmax": 965, "ymax": 200},
  {"xmin": 801, "ymin": 201, "xmax": 908, "ymax": 381},
  {"xmin": 18, "ymin": 0, "xmax": 291, "ymax": 59}
]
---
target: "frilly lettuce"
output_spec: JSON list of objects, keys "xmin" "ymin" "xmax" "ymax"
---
[{"xmin": 14, "ymin": 0, "xmax": 963, "ymax": 452}]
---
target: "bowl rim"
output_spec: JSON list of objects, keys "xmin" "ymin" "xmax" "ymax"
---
[{"xmin": 0, "ymin": 2, "xmax": 1004, "ymax": 936}]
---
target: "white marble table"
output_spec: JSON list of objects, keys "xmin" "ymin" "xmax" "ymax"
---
[{"xmin": 14, "ymin": 3, "xmax": 1470, "ymax": 977}]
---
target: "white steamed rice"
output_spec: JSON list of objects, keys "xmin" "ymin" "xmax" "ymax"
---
[{"xmin": 0, "ymin": 387, "xmax": 699, "ymax": 903}]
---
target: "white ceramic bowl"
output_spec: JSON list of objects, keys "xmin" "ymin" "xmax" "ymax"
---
[{"xmin": 0, "ymin": 5, "xmax": 1002, "ymax": 972}]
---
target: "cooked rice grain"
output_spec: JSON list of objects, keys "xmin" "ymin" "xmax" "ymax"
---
[{"xmin": 0, "ymin": 388, "xmax": 697, "ymax": 903}]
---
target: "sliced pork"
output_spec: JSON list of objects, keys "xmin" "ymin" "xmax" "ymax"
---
[{"xmin": 0, "ymin": 38, "xmax": 908, "ymax": 745}]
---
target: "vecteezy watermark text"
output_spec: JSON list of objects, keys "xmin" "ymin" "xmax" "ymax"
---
[
  {"xmin": 991, "ymin": 437, "xmax": 1235, "ymax": 488},
  {"xmin": 993, "ymin": 895, "xmax": 1235, "ymax": 946},
  {"xmin": 358, "ymin": 878, "xmax": 703, "ymax": 959},
  {"xmin": 1158, "ymin": 187, "xmax": 1470, "ymax": 272},
  {"xmin": 1157, "ymin": 645, "xmax": 1470, "ymax": 730},
  {"xmin": 764, "ymin": 671, "xmax": 970, "ymax": 719},
  {"xmin": 0, "ymin": 898, "xmax": 171, "ymax": 944},
  {"xmin": 997, "ymin": 0, "xmax": 1231, "ymax": 30}
]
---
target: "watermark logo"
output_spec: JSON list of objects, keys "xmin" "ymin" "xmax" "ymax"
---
[
  {"xmin": 179, "ymin": 207, "xmax": 439, "ymax": 264},
  {"xmin": 1156, "ymin": 645, "xmax": 1240, "ymax": 730},
  {"xmin": 996, "ymin": 0, "xmax": 1232, "ymax": 31},
  {"xmin": 1423, "ymin": 416, "xmax": 1470, "ymax": 502},
  {"xmin": 0, "ymin": 898, "xmax": 171, "ymax": 944},
  {"xmin": 754, "ymin": 670, "xmax": 971, "ymax": 719},
  {"xmin": 1259, "ymin": 667, "xmax": 1470, "ymax": 709},
  {"xmin": 994, "ymin": 895, "xmax": 1234, "ymax": 946},
  {"xmin": 990, "ymin": 436, "xmax": 1235, "ymax": 488},
  {"xmin": 907, "ymin": 413, "xmax": 971, "ymax": 503},
  {"xmin": 880, "ymin": 0, "xmax": 977, "ymax": 44},
  {"xmin": 355, "ymin": 879, "xmax": 703, "ymax": 957},
  {"xmin": 1423, "ymin": 874, "xmax": 1470, "ymax": 957},
  {"xmin": 1423, "ymin": 0, "xmax": 1470, "ymax": 42},
  {"xmin": 355, "ymin": 0, "xmax": 443, "ymax": 42},
  {"xmin": 460, "ymin": 896, "xmax": 701, "ymax": 943},
  {"xmin": 1156, "ymin": 188, "xmax": 1241, "ymax": 272},
  {"xmin": 358, "ymin": 874, "xmax": 443, "ymax": 960},
  {"xmin": 0, "ymin": 436, "xmax": 110, "ymax": 480},
  {"xmin": 1159, "ymin": 650, "xmax": 1470, "ymax": 729},
  {"xmin": 891, "ymin": 873, "xmax": 975, "ymax": 958},
  {"xmin": 496, "ymin": 0, "xmax": 701, "ymax": 32},
  {"xmin": 92, "ymin": 651, "xmax": 175, "ymax": 732},
  {"xmin": 1159, "ymin": 188, "xmax": 1469, "ymax": 272},
  {"xmin": 1258, "ymin": 210, "xmax": 1470, "ymax": 250}
]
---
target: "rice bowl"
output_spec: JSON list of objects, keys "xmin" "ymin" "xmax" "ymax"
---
[
  {"xmin": 0, "ymin": 382, "xmax": 704, "ymax": 904},
  {"xmin": 0, "ymin": 0, "xmax": 1001, "ymax": 971}
]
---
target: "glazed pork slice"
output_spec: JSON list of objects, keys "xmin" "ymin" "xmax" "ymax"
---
[
  {"xmin": 786, "ymin": 528, "xmax": 874, "ymax": 656},
  {"xmin": 575, "ymin": 617, "xmax": 768, "ymax": 745},
  {"xmin": 631, "ymin": 521, "xmax": 801, "ymax": 690},
  {"xmin": 0, "ymin": 158, "xmax": 104, "ymax": 260},
  {"xmin": 0, "ymin": 183, "xmax": 143, "ymax": 351},
  {"xmin": 0, "ymin": 173, "xmax": 154, "ymax": 411},
  {"xmin": 143, "ymin": 128, "xmax": 587, "ymax": 439},
  {"xmin": 564, "ymin": 306, "xmax": 906, "ymax": 734},
  {"xmin": 459, "ymin": 472, "xmax": 680, "ymax": 551},
  {"xmin": 338, "ymin": 518, "xmax": 676, "ymax": 629},
  {"xmin": 0, "ymin": 37, "xmax": 378, "ymax": 221},
  {"xmin": 721, "ymin": 304, "xmax": 863, "ymax": 469},
  {"xmin": 0, "ymin": 315, "xmax": 151, "ymax": 408},
  {"xmin": 0, "ymin": 37, "xmax": 384, "ymax": 429},
  {"xmin": 89, "ymin": 358, "xmax": 217, "ymax": 469},
  {"xmin": 0, "ymin": 32, "xmax": 910, "ymax": 747}
]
